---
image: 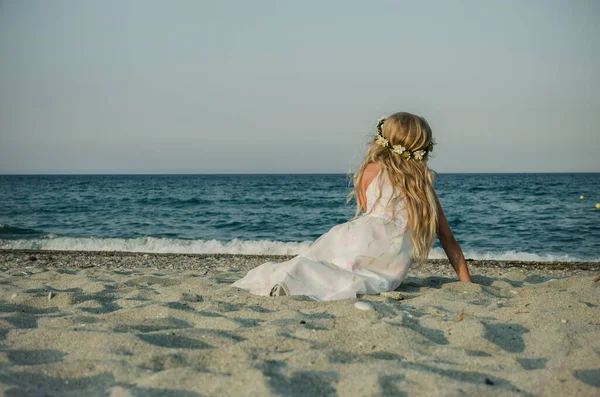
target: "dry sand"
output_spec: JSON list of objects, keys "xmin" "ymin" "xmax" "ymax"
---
[{"xmin": 0, "ymin": 250, "xmax": 599, "ymax": 396}]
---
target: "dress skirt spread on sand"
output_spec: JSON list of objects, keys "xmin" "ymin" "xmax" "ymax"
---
[{"xmin": 232, "ymin": 171, "xmax": 413, "ymax": 301}]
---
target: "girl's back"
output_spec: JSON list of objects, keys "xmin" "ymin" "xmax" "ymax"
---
[{"xmin": 363, "ymin": 164, "xmax": 407, "ymax": 219}]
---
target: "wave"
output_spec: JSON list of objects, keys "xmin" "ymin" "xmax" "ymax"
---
[
  {"xmin": 428, "ymin": 247, "xmax": 596, "ymax": 263},
  {"xmin": 0, "ymin": 224, "xmax": 45, "ymax": 236},
  {"xmin": 0, "ymin": 236, "xmax": 311, "ymax": 255},
  {"xmin": 0, "ymin": 236, "xmax": 598, "ymax": 262},
  {"xmin": 136, "ymin": 197, "xmax": 214, "ymax": 206}
]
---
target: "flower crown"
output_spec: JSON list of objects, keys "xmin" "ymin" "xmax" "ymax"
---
[{"xmin": 375, "ymin": 116, "xmax": 434, "ymax": 160}]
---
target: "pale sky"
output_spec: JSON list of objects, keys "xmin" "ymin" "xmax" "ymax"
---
[{"xmin": 0, "ymin": 0, "xmax": 598, "ymax": 174}]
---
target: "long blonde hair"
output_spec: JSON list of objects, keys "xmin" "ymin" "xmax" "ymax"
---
[{"xmin": 352, "ymin": 112, "xmax": 438, "ymax": 263}]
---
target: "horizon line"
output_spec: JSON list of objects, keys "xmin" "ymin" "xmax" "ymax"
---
[{"xmin": 1, "ymin": 171, "xmax": 600, "ymax": 176}]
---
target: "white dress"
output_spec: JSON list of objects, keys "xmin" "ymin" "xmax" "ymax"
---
[{"xmin": 231, "ymin": 170, "xmax": 413, "ymax": 301}]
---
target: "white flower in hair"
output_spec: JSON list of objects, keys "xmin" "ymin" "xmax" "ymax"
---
[
  {"xmin": 375, "ymin": 135, "xmax": 389, "ymax": 147},
  {"xmin": 376, "ymin": 117, "xmax": 387, "ymax": 133},
  {"xmin": 413, "ymin": 150, "xmax": 426, "ymax": 160},
  {"xmin": 391, "ymin": 145, "xmax": 406, "ymax": 155}
]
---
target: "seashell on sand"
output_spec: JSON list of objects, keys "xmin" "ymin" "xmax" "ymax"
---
[{"xmin": 354, "ymin": 301, "xmax": 374, "ymax": 311}]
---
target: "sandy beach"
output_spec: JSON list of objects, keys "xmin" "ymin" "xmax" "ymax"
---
[{"xmin": 0, "ymin": 250, "xmax": 599, "ymax": 396}]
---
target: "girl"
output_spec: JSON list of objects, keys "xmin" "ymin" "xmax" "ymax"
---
[{"xmin": 232, "ymin": 112, "xmax": 472, "ymax": 301}]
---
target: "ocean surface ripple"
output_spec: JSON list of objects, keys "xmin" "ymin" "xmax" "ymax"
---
[{"xmin": 1, "ymin": 173, "xmax": 599, "ymax": 261}]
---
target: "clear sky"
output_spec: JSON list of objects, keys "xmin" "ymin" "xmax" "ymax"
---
[{"xmin": 0, "ymin": 0, "xmax": 598, "ymax": 174}]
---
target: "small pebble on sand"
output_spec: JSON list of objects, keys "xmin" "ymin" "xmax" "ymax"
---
[{"xmin": 381, "ymin": 291, "xmax": 404, "ymax": 300}]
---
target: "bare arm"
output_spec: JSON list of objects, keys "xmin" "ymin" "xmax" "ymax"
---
[{"xmin": 435, "ymin": 193, "xmax": 472, "ymax": 282}]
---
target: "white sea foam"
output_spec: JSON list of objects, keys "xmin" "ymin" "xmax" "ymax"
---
[
  {"xmin": 428, "ymin": 247, "xmax": 596, "ymax": 263},
  {"xmin": 0, "ymin": 237, "xmax": 312, "ymax": 255},
  {"xmin": 0, "ymin": 237, "xmax": 597, "ymax": 262}
]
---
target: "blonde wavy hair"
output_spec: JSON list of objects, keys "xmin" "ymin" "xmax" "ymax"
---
[{"xmin": 352, "ymin": 112, "xmax": 438, "ymax": 263}]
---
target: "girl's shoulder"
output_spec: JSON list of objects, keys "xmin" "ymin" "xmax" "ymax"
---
[
  {"xmin": 360, "ymin": 162, "xmax": 381, "ymax": 190},
  {"xmin": 363, "ymin": 162, "xmax": 381, "ymax": 178}
]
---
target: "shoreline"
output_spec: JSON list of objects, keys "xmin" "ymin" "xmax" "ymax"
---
[{"xmin": 1, "ymin": 249, "xmax": 599, "ymax": 273}]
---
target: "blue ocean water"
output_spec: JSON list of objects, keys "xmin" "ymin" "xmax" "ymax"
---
[{"xmin": 1, "ymin": 174, "xmax": 599, "ymax": 261}]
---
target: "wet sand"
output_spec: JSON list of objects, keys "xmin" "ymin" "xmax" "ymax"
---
[{"xmin": 1, "ymin": 250, "xmax": 599, "ymax": 396}]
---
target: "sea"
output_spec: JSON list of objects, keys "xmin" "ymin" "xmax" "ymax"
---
[{"xmin": 1, "ymin": 173, "xmax": 599, "ymax": 262}]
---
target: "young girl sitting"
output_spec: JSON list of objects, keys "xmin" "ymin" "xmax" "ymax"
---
[{"xmin": 232, "ymin": 112, "xmax": 472, "ymax": 301}]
